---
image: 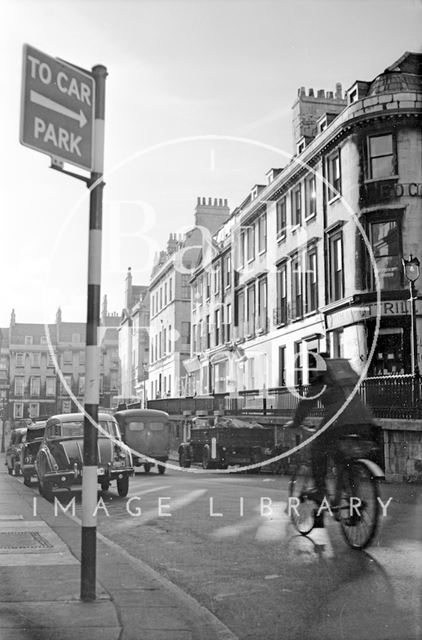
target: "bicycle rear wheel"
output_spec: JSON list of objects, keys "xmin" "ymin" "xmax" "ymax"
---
[
  {"xmin": 338, "ymin": 461, "xmax": 380, "ymax": 550},
  {"xmin": 289, "ymin": 463, "xmax": 316, "ymax": 535}
]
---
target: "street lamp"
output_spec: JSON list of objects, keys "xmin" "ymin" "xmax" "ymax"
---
[{"xmin": 402, "ymin": 254, "xmax": 420, "ymax": 378}]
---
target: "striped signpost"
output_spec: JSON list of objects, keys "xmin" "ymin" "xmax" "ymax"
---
[{"xmin": 20, "ymin": 46, "xmax": 107, "ymax": 602}]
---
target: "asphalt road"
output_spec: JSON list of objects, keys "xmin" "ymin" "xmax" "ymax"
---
[{"xmin": 32, "ymin": 466, "xmax": 422, "ymax": 640}]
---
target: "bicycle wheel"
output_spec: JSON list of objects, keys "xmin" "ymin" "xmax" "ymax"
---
[
  {"xmin": 338, "ymin": 461, "xmax": 380, "ymax": 550},
  {"xmin": 289, "ymin": 463, "xmax": 316, "ymax": 535}
]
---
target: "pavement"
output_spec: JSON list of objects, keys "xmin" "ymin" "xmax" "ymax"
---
[{"xmin": 0, "ymin": 457, "xmax": 238, "ymax": 640}]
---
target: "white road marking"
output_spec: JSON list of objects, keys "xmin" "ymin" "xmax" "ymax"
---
[
  {"xmin": 127, "ymin": 485, "xmax": 171, "ymax": 498},
  {"xmin": 116, "ymin": 489, "xmax": 207, "ymax": 528}
]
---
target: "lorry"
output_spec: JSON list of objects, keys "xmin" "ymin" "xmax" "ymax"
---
[{"xmin": 178, "ymin": 414, "xmax": 275, "ymax": 470}]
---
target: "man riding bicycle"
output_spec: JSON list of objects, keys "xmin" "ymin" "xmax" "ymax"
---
[{"xmin": 288, "ymin": 353, "xmax": 381, "ymax": 507}]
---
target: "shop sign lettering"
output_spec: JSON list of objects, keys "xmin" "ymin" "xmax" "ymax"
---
[{"xmin": 360, "ymin": 181, "xmax": 422, "ymax": 203}]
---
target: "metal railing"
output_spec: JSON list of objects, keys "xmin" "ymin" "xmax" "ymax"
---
[{"xmin": 146, "ymin": 375, "xmax": 422, "ymax": 420}]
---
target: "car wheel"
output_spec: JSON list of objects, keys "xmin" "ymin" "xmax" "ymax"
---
[
  {"xmin": 144, "ymin": 463, "xmax": 151, "ymax": 473},
  {"xmin": 179, "ymin": 450, "xmax": 191, "ymax": 468},
  {"xmin": 202, "ymin": 446, "xmax": 214, "ymax": 470},
  {"xmin": 117, "ymin": 476, "xmax": 129, "ymax": 497},
  {"xmin": 7, "ymin": 465, "xmax": 13, "ymax": 476},
  {"xmin": 101, "ymin": 481, "xmax": 110, "ymax": 492},
  {"xmin": 23, "ymin": 474, "xmax": 31, "ymax": 487},
  {"xmin": 39, "ymin": 477, "xmax": 53, "ymax": 501},
  {"xmin": 158, "ymin": 464, "xmax": 166, "ymax": 475}
]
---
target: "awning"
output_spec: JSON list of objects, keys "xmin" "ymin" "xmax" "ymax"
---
[{"xmin": 183, "ymin": 357, "xmax": 201, "ymax": 373}]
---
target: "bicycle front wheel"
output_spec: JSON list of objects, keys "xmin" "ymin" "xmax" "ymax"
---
[
  {"xmin": 289, "ymin": 463, "xmax": 316, "ymax": 535},
  {"xmin": 338, "ymin": 461, "xmax": 380, "ymax": 550}
]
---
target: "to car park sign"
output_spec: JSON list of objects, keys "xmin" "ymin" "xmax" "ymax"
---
[{"xmin": 20, "ymin": 44, "xmax": 95, "ymax": 171}]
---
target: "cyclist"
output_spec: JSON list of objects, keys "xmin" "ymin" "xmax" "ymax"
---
[{"xmin": 288, "ymin": 353, "xmax": 380, "ymax": 507}]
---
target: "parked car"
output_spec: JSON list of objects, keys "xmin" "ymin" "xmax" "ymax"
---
[
  {"xmin": 20, "ymin": 421, "xmax": 46, "ymax": 486},
  {"xmin": 35, "ymin": 412, "xmax": 133, "ymax": 500},
  {"xmin": 5, "ymin": 428, "xmax": 27, "ymax": 476},
  {"xmin": 114, "ymin": 408, "xmax": 171, "ymax": 474}
]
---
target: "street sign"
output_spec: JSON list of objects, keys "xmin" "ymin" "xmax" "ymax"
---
[{"xmin": 20, "ymin": 44, "xmax": 95, "ymax": 171}]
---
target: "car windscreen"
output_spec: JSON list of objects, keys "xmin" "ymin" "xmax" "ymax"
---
[
  {"xmin": 127, "ymin": 421, "xmax": 166, "ymax": 432},
  {"xmin": 55, "ymin": 420, "xmax": 119, "ymax": 438}
]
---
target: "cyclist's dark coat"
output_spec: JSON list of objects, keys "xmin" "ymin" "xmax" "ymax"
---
[{"xmin": 292, "ymin": 358, "xmax": 376, "ymax": 439}]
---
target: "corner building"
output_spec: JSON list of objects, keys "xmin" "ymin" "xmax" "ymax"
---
[{"xmin": 189, "ymin": 51, "xmax": 422, "ymax": 392}]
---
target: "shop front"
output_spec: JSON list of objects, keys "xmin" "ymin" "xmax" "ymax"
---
[{"xmin": 325, "ymin": 298, "xmax": 421, "ymax": 377}]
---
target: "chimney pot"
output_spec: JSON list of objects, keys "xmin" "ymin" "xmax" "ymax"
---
[
  {"xmin": 308, "ymin": 88, "xmax": 314, "ymax": 97},
  {"xmin": 327, "ymin": 91, "xmax": 334, "ymax": 99},
  {"xmin": 317, "ymin": 89, "xmax": 325, "ymax": 98}
]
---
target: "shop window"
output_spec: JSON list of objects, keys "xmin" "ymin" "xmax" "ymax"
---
[
  {"xmin": 370, "ymin": 328, "xmax": 405, "ymax": 376},
  {"xmin": 328, "ymin": 231, "xmax": 344, "ymax": 302},
  {"xmin": 369, "ymin": 216, "xmax": 402, "ymax": 290},
  {"xmin": 63, "ymin": 400, "xmax": 71, "ymax": 413},
  {"xmin": 327, "ymin": 150, "xmax": 341, "ymax": 200},
  {"xmin": 276, "ymin": 196, "xmax": 287, "ymax": 240},
  {"xmin": 367, "ymin": 133, "xmax": 396, "ymax": 180},
  {"xmin": 25, "ymin": 336, "xmax": 33, "ymax": 345}
]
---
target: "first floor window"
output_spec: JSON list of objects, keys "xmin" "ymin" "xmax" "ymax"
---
[
  {"xmin": 328, "ymin": 232, "xmax": 344, "ymax": 301},
  {"xmin": 305, "ymin": 248, "xmax": 318, "ymax": 313},
  {"xmin": 327, "ymin": 151, "xmax": 341, "ymax": 200},
  {"xmin": 258, "ymin": 213, "xmax": 267, "ymax": 253},
  {"xmin": 257, "ymin": 277, "xmax": 267, "ymax": 331},
  {"xmin": 275, "ymin": 263, "xmax": 287, "ymax": 325},
  {"xmin": 63, "ymin": 400, "xmax": 71, "ymax": 413},
  {"xmin": 247, "ymin": 284, "xmax": 256, "ymax": 335},
  {"xmin": 236, "ymin": 291, "xmax": 245, "ymax": 339},
  {"xmin": 46, "ymin": 378, "xmax": 56, "ymax": 396},
  {"xmin": 16, "ymin": 353, "xmax": 24, "ymax": 367},
  {"xmin": 305, "ymin": 174, "xmax": 317, "ymax": 219},
  {"xmin": 14, "ymin": 403, "xmax": 24, "ymax": 418},
  {"xmin": 291, "ymin": 254, "xmax": 303, "ymax": 318},
  {"xmin": 78, "ymin": 376, "xmax": 85, "ymax": 395},
  {"xmin": 30, "ymin": 377, "xmax": 40, "ymax": 397},
  {"xmin": 29, "ymin": 403, "xmax": 39, "ymax": 418},
  {"xmin": 369, "ymin": 215, "xmax": 402, "ymax": 290},
  {"xmin": 14, "ymin": 377, "xmax": 24, "ymax": 397},
  {"xmin": 291, "ymin": 185, "xmax": 302, "ymax": 226},
  {"xmin": 276, "ymin": 196, "xmax": 287, "ymax": 238},
  {"xmin": 226, "ymin": 304, "xmax": 232, "ymax": 342}
]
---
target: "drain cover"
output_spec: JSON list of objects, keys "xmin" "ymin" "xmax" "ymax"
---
[{"xmin": 0, "ymin": 531, "xmax": 53, "ymax": 550}]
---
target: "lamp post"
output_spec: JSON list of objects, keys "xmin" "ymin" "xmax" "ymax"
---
[{"xmin": 402, "ymin": 255, "xmax": 420, "ymax": 378}]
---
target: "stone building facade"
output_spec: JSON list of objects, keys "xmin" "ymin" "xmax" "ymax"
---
[{"xmin": 189, "ymin": 51, "xmax": 422, "ymax": 393}]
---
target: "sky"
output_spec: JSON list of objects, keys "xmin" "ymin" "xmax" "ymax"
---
[{"xmin": 0, "ymin": 0, "xmax": 421, "ymax": 327}]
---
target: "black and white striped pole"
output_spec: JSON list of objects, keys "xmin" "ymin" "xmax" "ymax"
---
[{"xmin": 81, "ymin": 64, "xmax": 107, "ymax": 602}]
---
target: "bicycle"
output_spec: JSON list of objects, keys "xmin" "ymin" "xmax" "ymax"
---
[{"xmin": 288, "ymin": 429, "xmax": 384, "ymax": 550}]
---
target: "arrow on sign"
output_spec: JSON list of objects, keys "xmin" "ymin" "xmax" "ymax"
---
[{"xmin": 30, "ymin": 90, "xmax": 88, "ymax": 128}]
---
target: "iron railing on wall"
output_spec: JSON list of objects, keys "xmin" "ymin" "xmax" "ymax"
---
[{"xmin": 146, "ymin": 374, "xmax": 422, "ymax": 420}]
